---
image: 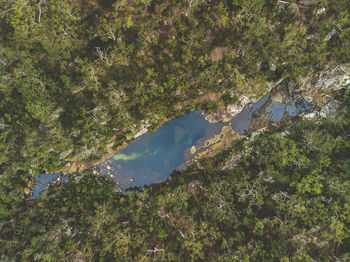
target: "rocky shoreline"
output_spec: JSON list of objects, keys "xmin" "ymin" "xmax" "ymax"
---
[
  {"xmin": 186, "ymin": 64, "xmax": 350, "ymax": 168},
  {"xmin": 25, "ymin": 64, "xmax": 350, "ymax": 197}
]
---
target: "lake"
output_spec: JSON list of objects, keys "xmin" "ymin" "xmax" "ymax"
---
[
  {"xmin": 31, "ymin": 92, "xmax": 311, "ymax": 198},
  {"xmin": 97, "ymin": 111, "xmax": 224, "ymax": 189}
]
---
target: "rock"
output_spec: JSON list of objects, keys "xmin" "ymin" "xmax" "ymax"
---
[
  {"xmin": 315, "ymin": 64, "xmax": 350, "ymax": 91},
  {"xmin": 340, "ymin": 64, "xmax": 350, "ymax": 75},
  {"xmin": 298, "ymin": 65, "xmax": 349, "ymax": 105},
  {"xmin": 187, "ymin": 125, "xmax": 244, "ymax": 166},
  {"xmin": 270, "ymin": 63, "xmax": 276, "ymax": 71},
  {"xmin": 250, "ymin": 131, "xmax": 262, "ymax": 141},
  {"xmin": 226, "ymin": 96, "xmax": 252, "ymax": 118},
  {"xmin": 134, "ymin": 126, "xmax": 148, "ymax": 138},
  {"xmin": 134, "ymin": 121, "xmax": 151, "ymax": 138},
  {"xmin": 25, "ymin": 178, "xmax": 35, "ymax": 188},
  {"xmin": 322, "ymin": 95, "xmax": 334, "ymax": 104},
  {"xmin": 341, "ymin": 75, "xmax": 350, "ymax": 88},
  {"xmin": 39, "ymin": 124, "xmax": 50, "ymax": 132},
  {"xmin": 250, "ymin": 112, "xmax": 269, "ymax": 132},
  {"xmin": 106, "ymin": 165, "xmax": 112, "ymax": 170},
  {"xmin": 221, "ymin": 153, "xmax": 242, "ymax": 170},
  {"xmin": 114, "ymin": 186, "xmax": 122, "ymax": 193},
  {"xmin": 47, "ymin": 107, "xmax": 64, "ymax": 122},
  {"xmin": 204, "ymin": 94, "xmax": 255, "ymax": 123},
  {"xmin": 59, "ymin": 149, "xmax": 73, "ymax": 160},
  {"xmin": 316, "ymin": 8, "xmax": 326, "ymax": 15},
  {"xmin": 299, "ymin": 0, "xmax": 314, "ymax": 6},
  {"xmin": 320, "ymin": 100, "xmax": 341, "ymax": 118},
  {"xmin": 76, "ymin": 146, "xmax": 92, "ymax": 159},
  {"xmin": 270, "ymin": 81, "xmax": 291, "ymax": 104},
  {"xmin": 270, "ymin": 92, "xmax": 284, "ymax": 103},
  {"xmin": 24, "ymin": 188, "xmax": 31, "ymax": 195},
  {"xmin": 205, "ymin": 110, "xmax": 226, "ymax": 123},
  {"xmin": 190, "ymin": 146, "xmax": 196, "ymax": 155},
  {"xmin": 71, "ymin": 130, "xmax": 80, "ymax": 137},
  {"xmin": 303, "ymin": 112, "xmax": 317, "ymax": 119},
  {"xmin": 67, "ymin": 162, "xmax": 77, "ymax": 173},
  {"xmin": 210, "ymin": 46, "xmax": 225, "ymax": 61},
  {"xmin": 55, "ymin": 177, "xmax": 62, "ymax": 185},
  {"xmin": 325, "ymin": 29, "xmax": 336, "ymax": 41}
]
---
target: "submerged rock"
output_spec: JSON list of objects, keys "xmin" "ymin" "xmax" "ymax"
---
[
  {"xmin": 174, "ymin": 126, "xmax": 186, "ymax": 143},
  {"xmin": 186, "ymin": 124, "xmax": 244, "ymax": 166}
]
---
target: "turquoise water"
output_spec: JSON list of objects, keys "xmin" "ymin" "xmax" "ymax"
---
[{"xmin": 98, "ymin": 111, "xmax": 223, "ymax": 189}]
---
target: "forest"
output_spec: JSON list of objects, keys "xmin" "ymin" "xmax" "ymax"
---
[
  {"xmin": 0, "ymin": 0, "xmax": 350, "ymax": 261},
  {"xmin": 1, "ymin": 89, "xmax": 349, "ymax": 261}
]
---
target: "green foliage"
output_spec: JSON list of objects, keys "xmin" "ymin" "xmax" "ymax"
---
[
  {"xmin": 1, "ymin": 0, "xmax": 349, "ymax": 194},
  {"xmin": 1, "ymin": 0, "xmax": 350, "ymax": 260},
  {"xmin": 1, "ymin": 93, "xmax": 349, "ymax": 261}
]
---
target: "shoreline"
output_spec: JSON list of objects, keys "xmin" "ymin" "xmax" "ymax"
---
[{"xmin": 59, "ymin": 116, "xmax": 176, "ymax": 174}]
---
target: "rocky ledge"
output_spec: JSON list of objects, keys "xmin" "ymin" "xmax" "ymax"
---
[{"xmin": 189, "ymin": 64, "xmax": 349, "ymax": 170}]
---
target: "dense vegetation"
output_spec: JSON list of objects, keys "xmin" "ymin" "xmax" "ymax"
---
[
  {"xmin": 1, "ymin": 0, "xmax": 350, "ymax": 203},
  {"xmin": 0, "ymin": 91, "xmax": 349, "ymax": 261},
  {"xmin": 1, "ymin": 0, "xmax": 350, "ymax": 260}
]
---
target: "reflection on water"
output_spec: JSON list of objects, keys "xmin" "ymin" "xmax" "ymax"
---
[{"xmin": 31, "ymin": 93, "xmax": 313, "ymax": 198}]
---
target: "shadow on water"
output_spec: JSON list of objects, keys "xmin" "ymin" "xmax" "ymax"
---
[{"xmin": 31, "ymin": 93, "xmax": 313, "ymax": 198}]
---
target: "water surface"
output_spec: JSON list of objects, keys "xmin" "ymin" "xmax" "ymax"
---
[{"xmin": 98, "ymin": 111, "xmax": 223, "ymax": 189}]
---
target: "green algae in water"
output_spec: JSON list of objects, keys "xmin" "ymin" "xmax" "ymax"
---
[
  {"xmin": 99, "ymin": 111, "xmax": 224, "ymax": 189},
  {"xmin": 113, "ymin": 152, "xmax": 142, "ymax": 161},
  {"xmin": 174, "ymin": 126, "xmax": 186, "ymax": 143},
  {"xmin": 32, "ymin": 95, "xmax": 305, "ymax": 198}
]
